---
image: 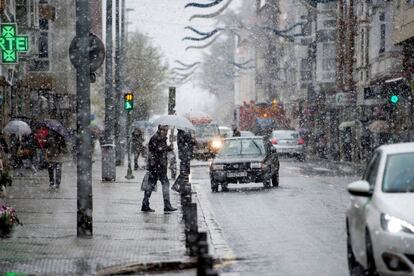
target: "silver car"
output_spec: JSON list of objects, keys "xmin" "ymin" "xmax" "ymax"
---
[{"xmin": 271, "ymin": 130, "xmax": 305, "ymax": 161}]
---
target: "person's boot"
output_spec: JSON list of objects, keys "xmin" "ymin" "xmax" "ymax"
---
[
  {"xmin": 164, "ymin": 201, "xmax": 177, "ymax": 212},
  {"xmin": 141, "ymin": 204, "xmax": 155, "ymax": 212}
]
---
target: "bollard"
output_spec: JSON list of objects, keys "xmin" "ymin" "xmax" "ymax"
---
[
  {"xmin": 187, "ymin": 203, "xmax": 198, "ymax": 256},
  {"xmin": 197, "ymin": 232, "xmax": 209, "ymax": 276}
]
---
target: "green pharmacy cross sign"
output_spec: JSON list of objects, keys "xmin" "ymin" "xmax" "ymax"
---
[{"xmin": 0, "ymin": 24, "xmax": 29, "ymax": 64}]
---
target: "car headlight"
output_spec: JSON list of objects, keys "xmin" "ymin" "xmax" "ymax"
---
[
  {"xmin": 381, "ymin": 214, "xmax": 414, "ymax": 234},
  {"xmin": 211, "ymin": 139, "xmax": 223, "ymax": 149},
  {"xmin": 250, "ymin": 162, "xmax": 262, "ymax": 169},
  {"xmin": 211, "ymin": 164, "xmax": 224, "ymax": 170}
]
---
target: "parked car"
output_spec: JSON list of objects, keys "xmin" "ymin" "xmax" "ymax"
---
[
  {"xmin": 346, "ymin": 143, "xmax": 414, "ymax": 275},
  {"xmin": 240, "ymin": 130, "xmax": 255, "ymax": 137},
  {"xmin": 270, "ymin": 130, "xmax": 305, "ymax": 161},
  {"xmin": 194, "ymin": 123, "xmax": 223, "ymax": 160},
  {"xmin": 210, "ymin": 137, "xmax": 279, "ymax": 192},
  {"xmin": 219, "ymin": 126, "xmax": 232, "ymax": 139}
]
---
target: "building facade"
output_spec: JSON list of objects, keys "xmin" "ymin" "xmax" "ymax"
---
[{"xmin": 0, "ymin": 0, "xmax": 102, "ymax": 131}]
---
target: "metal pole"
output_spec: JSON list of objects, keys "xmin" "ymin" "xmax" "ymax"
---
[
  {"xmin": 125, "ymin": 109, "xmax": 134, "ymax": 179},
  {"xmin": 75, "ymin": 0, "xmax": 93, "ymax": 237},
  {"xmin": 102, "ymin": 0, "xmax": 116, "ymax": 182},
  {"xmin": 114, "ymin": 0, "xmax": 122, "ymax": 166}
]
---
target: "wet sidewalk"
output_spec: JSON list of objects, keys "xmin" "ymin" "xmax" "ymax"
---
[{"xmin": 0, "ymin": 155, "xmax": 188, "ymax": 274}]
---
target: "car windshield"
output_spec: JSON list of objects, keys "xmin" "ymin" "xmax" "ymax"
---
[
  {"xmin": 195, "ymin": 124, "xmax": 219, "ymax": 138},
  {"xmin": 383, "ymin": 153, "xmax": 414, "ymax": 193},
  {"xmin": 272, "ymin": 131, "xmax": 299, "ymax": 140},
  {"xmin": 218, "ymin": 138, "xmax": 265, "ymax": 156}
]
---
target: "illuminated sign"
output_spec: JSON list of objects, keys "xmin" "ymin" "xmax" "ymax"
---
[{"xmin": 0, "ymin": 24, "xmax": 29, "ymax": 64}]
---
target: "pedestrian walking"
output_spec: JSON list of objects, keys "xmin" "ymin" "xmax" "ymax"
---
[
  {"xmin": 9, "ymin": 134, "xmax": 21, "ymax": 170},
  {"xmin": 132, "ymin": 128, "xmax": 145, "ymax": 170},
  {"xmin": 232, "ymin": 125, "xmax": 241, "ymax": 137},
  {"xmin": 172, "ymin": 129, "xmax": 195, "ymax": 192},
  {"xmin": 0, "ymin": 132, "xmax": 8, "ymax": 154},
  {"xmin": 0, "ymin": 147, "xmax": 11, "ymax": 198},
  {"xmin": 141, "ymin": 125, "xmax": 177, "ymax": 212},
  {"xmin": 45, "ymin": 132, "xmax": 67, "ymax": 189},
  {"xmin": 19, "ymin": 135, "xmax": 38, "ymax": 175}
]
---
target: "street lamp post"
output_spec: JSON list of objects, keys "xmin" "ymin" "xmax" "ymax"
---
[
  {"xmin": 75, "ymin": 0, "xmax": 93, "ymax": 237},
  {"xmin": 102, "ymin": 0, "xmax": 116, "ymax": 182},
  {"xmin": 114, "ymin": 0, "xmax": 122, "ymax": 166}
]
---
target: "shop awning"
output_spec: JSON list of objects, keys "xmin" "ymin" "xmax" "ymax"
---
[{"xmin": 368, "ymin": 120, "xmax": 389, "ymax": 133}]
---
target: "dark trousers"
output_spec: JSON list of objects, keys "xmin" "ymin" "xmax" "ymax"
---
[
  {"xmin": 48, "ymin": 162, "xmax": 62, "ymax": 187},
  {"xmin": 172, "ymin": 159, "xmax": 190, "ymax": 192},
  {"xmin": 133, "ymin": 147, "xmax": 145, "ymax": 169},
  {"xmin": 142, "ymin": 173, "xmax": 171, "ymax": 208}
]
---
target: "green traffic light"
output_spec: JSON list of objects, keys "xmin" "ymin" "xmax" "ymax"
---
[
  {"xmin": 390, "ymin": 95, "xmax": 399, "ymax": 104},
  {"xmin": 125, "ymin": 101, "xmax": 133, "ymax": 110}
]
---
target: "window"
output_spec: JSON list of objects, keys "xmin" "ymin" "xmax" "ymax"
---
[
  {"xmin": 39, "ymin": 18, "xmax": 48, "ymax": 30},
  {"xmin": 379, "ymin": 24, "xmax": 386, "ymax": 54},
  {"xmin": 322, "ymin": 43, "xmax": 336, "ymax": 71},
  {"xmin": 383, "ymin": 153, "xmax": 414, "ymax": 193},
  {"xmin": 39, "ymin": 33, "xmax": 48, "ymax": 58},
  {"xmin": 364, "ymin": 152, "xmax": 381, "ymax": 189}
]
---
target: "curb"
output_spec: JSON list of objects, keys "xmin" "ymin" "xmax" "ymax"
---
[
  {"xmin": 192, "ymin": 181, "xmax": 237, "ymax": 270},
  {"xmin": 97, "ymin": 259, "xmax": 197, "ymax": 275}
]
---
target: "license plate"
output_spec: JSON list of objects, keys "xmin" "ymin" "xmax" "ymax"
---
[{"xmin": 227, "ymin": 172, "xmax": 247, "ymax": 177}]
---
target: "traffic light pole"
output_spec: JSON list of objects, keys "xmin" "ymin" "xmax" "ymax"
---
[
  {"xmin": 102, "ymin": 0, "xmax": 116, "ymax": 182},
  {"xmin": 125, "ymin": 109, "xmax": 134, "ymax": 179},
  {"xmin": 75, "ymin": 0, "xmax": 93, "ymax": 237},
  {"xmin": 114, "ymin": 0, "xmax": 123, "ymax": 167}
]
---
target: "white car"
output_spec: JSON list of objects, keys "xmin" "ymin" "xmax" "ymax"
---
[{"xmin": 346, "ymin": 143, "xmax": 414, "ymax": 275}]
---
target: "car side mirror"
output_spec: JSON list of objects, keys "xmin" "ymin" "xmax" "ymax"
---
[{"xmin": 347, "ymin": 180, "xmax": 372, "ymax": 197}]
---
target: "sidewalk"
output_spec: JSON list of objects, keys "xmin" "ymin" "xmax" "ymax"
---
[{"xmin": 0, "ymin": 154, "xmax": 188, "ymax": 275}]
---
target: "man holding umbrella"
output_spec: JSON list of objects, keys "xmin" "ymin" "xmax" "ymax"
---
[
  {"xmin": 141, "ymin": 125, "xmax": 177, "ymax": 212},
  {"xmin": 35, "ymin": 119, "xmax": 70, "ymax": 189}
]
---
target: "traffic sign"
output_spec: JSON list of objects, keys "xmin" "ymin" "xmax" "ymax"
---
[
  {"xmin": 0, "ymin": 24, "xmax": 29, "ymax": 64},
  {"xmin": 69, "ymin": 33, "xmax": 105, "ymax": 72}
]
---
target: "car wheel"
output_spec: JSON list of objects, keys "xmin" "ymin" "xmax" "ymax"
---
[
  {"xmin": 263, "ymin": 179, "xmax": 271, "ymax": 188},
  {"xmin": 271, "ymin": 173, "xmax": 279, "ymax": 187},
  {"xmin": 221, "ymin": 182, "xmax": 229, "ymax": 192},
  {"xmin": 211, "ymin": 179, "xmax": 219, "ymax": 193},
  {"xmin": 365, "ymin": 229, "xmax": 378, "ymax": 276},
  {"xmin": 347, "ymin": 223, "xmax": 363, "ymax": 276},
  {"xmin": 297, "ymin": 154, "xmax": 305, "ymax": 162}
]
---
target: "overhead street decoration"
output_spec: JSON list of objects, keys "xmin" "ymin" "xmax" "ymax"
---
[
  {"xmin": 0, "ymin": 24, "xmax": 29, "ymax": 64},
  {"xmin": 189, "ymin": 0, "xmax": 233, "ymax": 21},
  {"xmin": 185, "ymin": 0, "xmax": 223, "ymax": 9}
]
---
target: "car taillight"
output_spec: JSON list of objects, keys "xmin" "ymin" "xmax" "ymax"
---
[
  {"xmin": 298, "ymin": 138, "xmax": 305, "ymax": 145},
  {"xmin": 271, "ymin": 138, "xmax": 278, "ymax": 145}
]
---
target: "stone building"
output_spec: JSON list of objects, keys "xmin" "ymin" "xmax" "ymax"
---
[{"xmin": 0, "ymin": 0, "xmax": 102, "ymax": 131}]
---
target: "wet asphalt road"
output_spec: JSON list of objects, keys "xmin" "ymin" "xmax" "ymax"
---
[{"xmin": 191, "ymin": 158, "xmax": 360, "ymax": 276}]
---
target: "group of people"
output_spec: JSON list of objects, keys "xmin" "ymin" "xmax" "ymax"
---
[
  {"xmin": 0, "ymin": 127, "xmax": 67, "ymax": 191},
  {"xmin": 140, "ymin": 125, "xmax": 196, "ymax": 213}
]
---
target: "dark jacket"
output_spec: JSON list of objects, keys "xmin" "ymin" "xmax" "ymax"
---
[
  {"xmin": 45, "ymin": 134, "xmax": 67, "ymax": 163},
  {"xmin": 177, "ymin": 130, "xmax": 194, "ymax": 162},
  {"xmin": 233, "ymin": 129, "xmax": 241, "ymax": 137},
  {"xmin": 147, "ymin": 131, "xmax": 172, "ymax": 176},
  {"xmin": 132, "ymin": 129, "xmax": 145, "ymax": 150}
]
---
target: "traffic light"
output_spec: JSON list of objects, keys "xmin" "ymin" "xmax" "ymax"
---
[
  {"xmin": 388, "ymin": 92, "xmax": 400, "ymax": 105},
  {"xmin": 124, "ymin": 92, "xmax": 134, "ymax": 111}
]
